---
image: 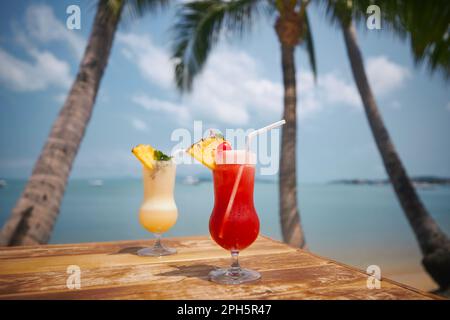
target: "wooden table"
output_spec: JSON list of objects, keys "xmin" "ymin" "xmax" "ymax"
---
[{"xmin": 0, "ymin": 235, "xmax": 439, "ymax": 300}]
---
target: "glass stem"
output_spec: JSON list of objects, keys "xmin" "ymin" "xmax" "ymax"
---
[
  {"xmin": 229, "ymin": 250, "xmax": 241, "ymax": 277},
  {"xmin": 153, "ymin": 233, "xmax": 163, "ymax": 250}
]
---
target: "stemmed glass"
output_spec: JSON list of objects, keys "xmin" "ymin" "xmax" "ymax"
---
[
  {"xmin": 208, "ymin": 150, "xmax": 261, "ymax": 284},
  {"xmin": 137, "ymin": 160, "xmax": 178, "ymax": 256}
]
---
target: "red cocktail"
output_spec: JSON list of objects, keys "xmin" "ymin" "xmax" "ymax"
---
[
  {"xmin": 186, "ymin": 121, "xmax": 285, "ymax": 284},
  {"xmin": 208, "ymin": 150, "xmax": 261, "ymax": 284},
  {"xmin": 210, "ymin": 164, "xmax": 259, "ymax": 250}
]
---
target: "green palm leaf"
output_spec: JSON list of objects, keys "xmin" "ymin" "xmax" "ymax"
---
[
  {"xmin": 302, "ymin": 10, "xmax": 317, "ymax": 80},
  {"xmin": 123, "ymin": 0, "xmax": 171, "ymax": 18},
  {"xmin": 320, "ymin": 0, "xmax": 450, "ymax": 79},
  {"xmin": 171, "ymin": 0, "xmax": 265, "ymax": 91}
]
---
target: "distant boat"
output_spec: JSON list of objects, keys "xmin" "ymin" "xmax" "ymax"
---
[
  {"xmin": 88, "ymin": 179, "xmax": 104, "ymax": 187},
  {"xmin": 0, "ymin": 179, "xmax": 6, "ymax": 188},
  {"xmin": 182, "ymin": 176, "xmax": 200, "ymax": 185}
]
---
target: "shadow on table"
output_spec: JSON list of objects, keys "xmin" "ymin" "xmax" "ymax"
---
[
  {"xmin": 109, "ymin": 247, "xmax": 216, "ymax": 281},
  {"xmin": 110, "ymin": 246, "xmax": 146, "ymax": 255},
  {"xmin": 157, "ymin": 264, "xmax": 217, "ymax": 282}
]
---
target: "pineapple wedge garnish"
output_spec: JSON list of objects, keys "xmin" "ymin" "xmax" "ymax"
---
[
  {"xmin": 187, "ymin": 135, "xmax": 227, "ymax": 170},
  {"xmin": 132, "ymin": 144, "xmax": 156, "ymax": 170}
]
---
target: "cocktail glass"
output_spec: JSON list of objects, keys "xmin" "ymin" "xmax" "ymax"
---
[
  {"xmin": 137, "ymin": 160, "xmax": 178, "ymax": 256},
  {"xmin": 209, "ymin": 150, "xmax": 261, "ymax": 284}
]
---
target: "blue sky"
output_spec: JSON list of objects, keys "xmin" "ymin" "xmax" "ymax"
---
[{"xmin": 0, "ymin": 0, "xmax": 449, "ymax": 182}]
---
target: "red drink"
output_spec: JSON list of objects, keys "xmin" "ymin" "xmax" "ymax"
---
[{"xmin": 209, "ymin": 163, "xmax": 260, "ymax": 251}]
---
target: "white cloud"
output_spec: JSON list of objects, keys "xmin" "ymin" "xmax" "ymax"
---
[
  {"xmin": 0, "ymin": 4, "xmax": 81, "ymax": 93},
  {"xmin": 284, "ymin": 71, "xmax": 361, "ymax": 119},
  {"xmin": 117, "ymin": 33, "xmax": 173, "ymax": 88},
  {"xmin": 130, "ymin": 118, "xmax": 149, "ymax": 132},
  {"xmin": 0, "ymin": 47, "xmax": 72, "ymax": 91},
  {"xmin": 318, "ymin": 73, "xmax": 361, "ymax": 108},
  {"xmin": 119, "ymin": 33, "xmax": 411, "ymax": 125},
  {"xmin": 23, "ymin": 4, "xmax": 85, "ymax": 59},
  {"xmin": 446, "ymin": 102, "xmax": 450, "ymax": 111},
  {"xmin": 185, "ymin": 49, "xmax": 282, "ymax": 124},
  {"xmin": 132, "ymin": 94, "xmax": 190, "ymax": 124},
  {"xmin": 119, "ymin": 34, "xmax": 282, "ymax": 125},
  {"xmin": 366, "ymin": 56, "xmax": 410, "ymax": 96}
]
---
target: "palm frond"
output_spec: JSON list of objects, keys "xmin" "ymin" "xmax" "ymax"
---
[
  {"xmin": 319, "ymin": 0, "xmax": 450, "ymax": 79},
  {"xmin": 302, "ymin": 10, "xmax": 317, "ymax": 81},
  {"xmin": 362, "ymin": 0, "xmax": 449, "ymax": 79},
  {"xmin": 124, "ymin": 0, "xmax": 171, "ymax": 18},
  {"xmin": 318, "ymin": 0, "xmax": 352, "ymax": 27},
  {"xmin": 171, "ymin": 0, "xmax": 265, "ymax": 91}
]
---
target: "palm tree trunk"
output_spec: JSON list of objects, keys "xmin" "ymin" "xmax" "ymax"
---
[
  {"xmin": 278, "ymin": 42, "xmax": 306, "ymax": 248},
  {"xmin": 342, "ymin": 22, "xmax": 450, "ymax": 291},
  {"xmin": 0, "ymin": 0, "xmax": 122, "ymax": 246}
]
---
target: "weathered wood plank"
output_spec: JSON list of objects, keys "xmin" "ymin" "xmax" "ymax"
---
[
  {"xmin": 0, "ymin": 235, "xmax": 438, "ymax": 300},
  {"xmin": 0, "ymin": 263, "xmax": 432, "ymax": 300},
  {"xmin": 0, "ymin": 251, "xmax": 327, "ymax": 295},
  {"xmin": 0, "ymin": 236, "xmax": 295, "ymax": 260},
  {"xmin": 0, "ymin": 237, "xmax": 296, "ymax": 275}
]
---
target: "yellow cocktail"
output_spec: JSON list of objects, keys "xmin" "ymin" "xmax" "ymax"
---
[
  {"xmin": 132, "ymin": 144, "xmax": 178, "ymax": 256},
  {"xmin": 139, "ymin": 161, "xmax": 178, "ymax": 234}
]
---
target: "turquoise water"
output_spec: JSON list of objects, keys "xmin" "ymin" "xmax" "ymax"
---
[{"xmin": 1, "ymin": 179, "xmax": 449, "ymax": 290}]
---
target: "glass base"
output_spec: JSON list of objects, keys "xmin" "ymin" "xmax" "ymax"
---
[
  {"xmin": 137, "ymin": 246, "xmax": 177, "ymax": 257},
  {"xmin": 209, "ymin": 268, "xmax": 261, "ymax": 284}
]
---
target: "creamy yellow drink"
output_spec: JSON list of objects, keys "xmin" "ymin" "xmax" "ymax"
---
[
  {"xmin": 132, "ymin": 144, "xmax": 178, "ymax": 256},
  {"xmin": 139, "ymin": 161, "xmax": 178, "ymax": 234}
]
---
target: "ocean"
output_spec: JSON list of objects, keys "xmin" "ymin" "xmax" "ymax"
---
[{"xmin": 1, "ymin": 178, "xmax": 449, "ymax": 292}]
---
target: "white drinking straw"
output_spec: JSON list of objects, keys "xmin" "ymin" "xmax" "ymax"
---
[
  {"xmin": 246, "ymin": 119, "xmax": 286, "ymax": 152},
  {"xmin": 219, "ymin": 119, "xmax": 286, "ymax": 237}
]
